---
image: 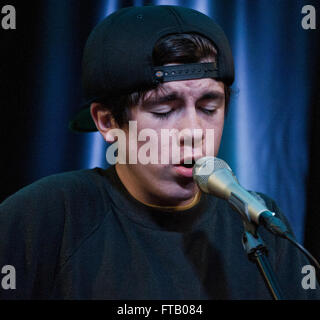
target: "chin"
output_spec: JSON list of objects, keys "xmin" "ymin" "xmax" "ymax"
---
[{"xmin": 158, "ymin": 181, "xmax": 198, "ymax": 204}]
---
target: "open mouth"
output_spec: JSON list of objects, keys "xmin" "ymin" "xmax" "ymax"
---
[
  {"xmin": 178, "ymin": 159, "xmax": 196, "ymax": 168},
  {"xmin": 180, "ymin": 162, "xmax": 195, "ymax": 168}
]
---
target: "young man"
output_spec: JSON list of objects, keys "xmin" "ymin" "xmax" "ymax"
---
[{"xmin": 0, "ymin": 5, "xmax": 319, "ymax": 300}]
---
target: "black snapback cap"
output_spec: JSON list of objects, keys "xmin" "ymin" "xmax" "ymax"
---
[{"xmin": 70, "ymin": 5, "xmax": 235, "ymax": 132}]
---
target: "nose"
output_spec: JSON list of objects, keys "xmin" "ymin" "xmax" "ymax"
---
[{"xmin": 177, "ymin": 107, "xmax": 203, "ymax": 148}]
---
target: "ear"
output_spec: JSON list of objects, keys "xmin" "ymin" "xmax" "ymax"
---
[{"xmin": 90, "ymin": 103, "xmax": 118, "ymax": 143}]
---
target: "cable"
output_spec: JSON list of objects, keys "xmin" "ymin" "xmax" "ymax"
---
[
  {"xmin": 259, "ymin": 212, "xmax": 320, "ymax": 275},
  {"xmin": 284, "ymin": 234, "xmax": 320, "ymax": 272}
]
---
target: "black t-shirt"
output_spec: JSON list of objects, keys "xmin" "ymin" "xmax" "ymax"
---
[{"xmin": 0, "ymin": 166, "xmax": 319, "ymax": 299}]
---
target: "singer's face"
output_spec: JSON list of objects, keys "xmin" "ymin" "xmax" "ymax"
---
[{"xmin": 115, "ymin": 77, "xmax": 225, "ymax": 207}]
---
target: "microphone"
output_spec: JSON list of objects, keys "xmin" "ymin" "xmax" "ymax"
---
[
  {"xmin": 193, "ymin": 156, "xmax": 320, "ymax": 272},
  {"xmin": 192, "ymin": 156, "xmax": 290, "ymax": 237}
]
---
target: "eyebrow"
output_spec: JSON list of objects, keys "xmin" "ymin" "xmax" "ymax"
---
[
  {"xmin": 199, "ymin": 91, "xmax": 225, "ymax": 101},
  {"xmin": 143, "ymin": 93, "xmax": 179, "ymax": 107},
  {"xmin": 143, "ymin": 90, "xmax": 225, "ymax": 107}
]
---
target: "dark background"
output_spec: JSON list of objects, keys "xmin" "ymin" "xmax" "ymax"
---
[{"xmin": 1, "ymin": 0, "xmax": 319, "ymax": 260}]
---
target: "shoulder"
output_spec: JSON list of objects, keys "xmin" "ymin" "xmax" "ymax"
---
[
  {"xmin": 0, "ymin": 168, "xmax": 114, "ymax": 289},
  {"xmin": 0, "ymin": 168, "xmax": 113, "ymax": 235},
  {"xmin": 2, "ymin": 168, "xmax": 109, "ymax": 205}
]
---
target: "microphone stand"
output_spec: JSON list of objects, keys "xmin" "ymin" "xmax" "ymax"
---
[
  {"xmin": 230, "ymin": 193, "xmax": 284, "ymax": 300},
  {"xmin": 242, "ymin": 228, "xmax": 284, "ymax": 300}
]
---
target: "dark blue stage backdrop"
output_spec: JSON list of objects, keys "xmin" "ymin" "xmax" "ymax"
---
[{"xmin": 3, "ymin": 0, "xmax": 320, "ymax": 247}]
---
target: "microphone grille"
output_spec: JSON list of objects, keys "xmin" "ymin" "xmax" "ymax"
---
[
  {"xmin": 213, "ymin": 157, "xmax": 231, "ymax": 171},
  {"xmin": 193, "ymin": 157, "xmax": 231, "ymax": 191}
]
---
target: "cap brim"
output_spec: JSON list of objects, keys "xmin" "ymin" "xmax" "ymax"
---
[{"xmin": 69, "ymin": 107, "xmax": 98, "ymax": 133}]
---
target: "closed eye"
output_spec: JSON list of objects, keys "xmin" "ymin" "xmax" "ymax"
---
[
  {"xmin": 151, "ymin": 110, "xmax": 174, "ymax": 119},
  {"xmin": 200, "ymin": 108, "xmax": 217, "ymax": 115}
]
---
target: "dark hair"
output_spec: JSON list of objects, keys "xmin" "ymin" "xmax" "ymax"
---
[{"xmin": 100, "ymin": 33, "xmax": 232, "ymax": 127}]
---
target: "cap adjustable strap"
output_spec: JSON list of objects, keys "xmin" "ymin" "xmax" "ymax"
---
[{"xmin": 153, "ymin": 62, "xmax": 219, "ymax": 83}]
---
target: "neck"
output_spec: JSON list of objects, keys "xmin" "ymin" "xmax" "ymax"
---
[{"xmin": 115, "ymin": 164, "xmax": 199, "ymax": 208}]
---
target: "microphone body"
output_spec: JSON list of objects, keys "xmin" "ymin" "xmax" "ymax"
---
[{"xmin": 200, "ymin": 166, "xmax": 271, "ymax": 224}]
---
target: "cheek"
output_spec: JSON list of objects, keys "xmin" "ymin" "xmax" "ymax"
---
[
  {"xmin": 204, "ymin": 115, "xmax": 225, "ymax": 156},
  {"xmin": 214, "ymin": 121, "xmax": 224, "ymax": 154},
  {"xmin": 125, "ymin": 119, "xmax": 164, "ymax": 164},
  {"xmin": 214, "ymin": 130, "xmax": 223, "ymax": 155}
]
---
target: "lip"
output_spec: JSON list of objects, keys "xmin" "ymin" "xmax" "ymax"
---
[
  {"xmin": 174, "ymin": 165, "xmax": 194, "ymax": 178},
  {"xmin": 173, "ymin": 155, "xmax": 203, "ymax": 178}
]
